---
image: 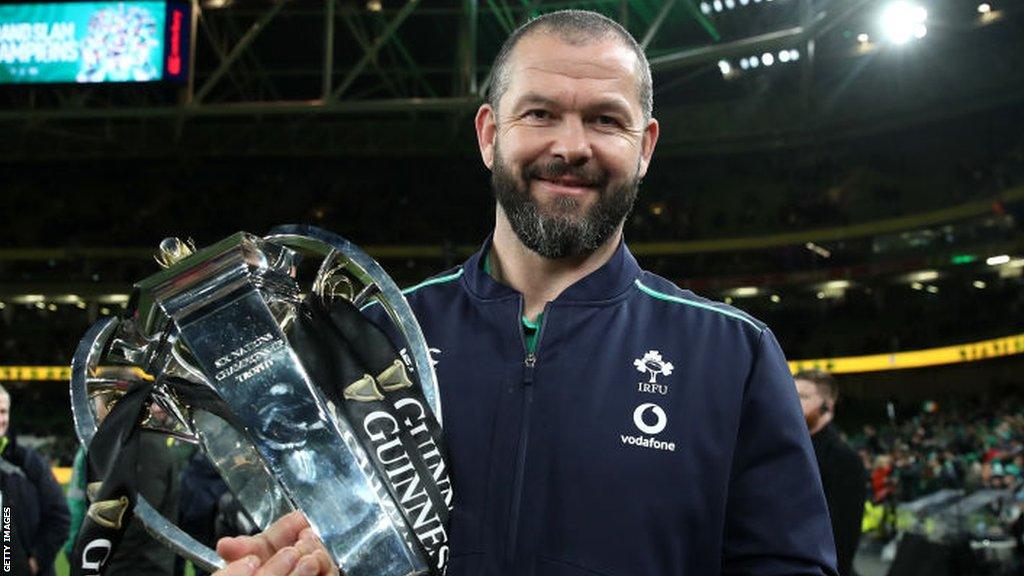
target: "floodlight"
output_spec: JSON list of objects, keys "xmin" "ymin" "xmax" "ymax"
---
[{"xmin": 880, "ymin": 1, "xmax": 928, "ymax": 45}]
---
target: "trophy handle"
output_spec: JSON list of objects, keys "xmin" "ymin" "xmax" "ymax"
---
[
  {"xmin": 135, "ymin": 500, "xmax": 226, "ymax": 572},
  {"xmin": 70, "ymin": 318, "xmax": 228, "ymax": 573},
  {"xmin": 70, "ymin": 317, "xmax": 117, "ymax": 447},
  {"xmin": 266, "ymin": 224, "xmax": 444, "ymax": 425}
]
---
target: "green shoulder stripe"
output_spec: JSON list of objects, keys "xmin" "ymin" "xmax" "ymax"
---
[
  {"xmin": 360, "ymin": 268, "xmax": 464, "ymax": 311},
  {"xmin": 401, "ymin": 269, "xmax": 464, "ymax": 295},
  {"xmin": 634, "ymin": 278, "xmax": 762, "ymax": 331}
]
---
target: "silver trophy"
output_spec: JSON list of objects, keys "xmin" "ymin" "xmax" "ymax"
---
[{"xmin": 70, "ymin": 225, "xmax": 447, "ymax": 576}]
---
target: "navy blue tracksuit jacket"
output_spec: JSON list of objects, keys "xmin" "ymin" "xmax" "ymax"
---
[{"xmin": 369, "ymin": 238, "xmax": 838, "ymax": 576}]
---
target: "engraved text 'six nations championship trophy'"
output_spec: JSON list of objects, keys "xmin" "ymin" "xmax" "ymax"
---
[{"xmin": 68, "ymin": 226, "xmax": 452, "ymax": 576}]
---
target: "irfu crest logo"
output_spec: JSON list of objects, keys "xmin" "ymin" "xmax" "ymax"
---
[{"xmin": 634, "ymin": 350, "xmax": 674, "ymax": 383}]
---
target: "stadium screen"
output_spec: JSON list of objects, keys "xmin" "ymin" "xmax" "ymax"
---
[{"xmin": 0, "ymin": 1, "xmax": 190, "ymax": 84}]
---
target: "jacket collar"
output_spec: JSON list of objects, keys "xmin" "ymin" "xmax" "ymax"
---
[{"xmin": 462, "ymin": 234, "xmax": 642, "ymax": 304}]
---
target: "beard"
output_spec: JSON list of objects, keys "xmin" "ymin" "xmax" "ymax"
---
[
  {"xmin": 491, "ymin": 144, "xmax": 641, "ymax": 259},
  {"xmin": 804, "ymin": 412, "xmax": 819, "ymax": 430}
]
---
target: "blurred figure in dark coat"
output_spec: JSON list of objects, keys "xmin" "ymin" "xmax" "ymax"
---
[{"xmin": 795, "ymin": 369, "xmax": 868, "ymax": 576}]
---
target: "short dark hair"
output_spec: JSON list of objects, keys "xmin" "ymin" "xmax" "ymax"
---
[
  {"xmin": 794, "ymin": 369, "xmax": 838, "ymax": 401},
  {"xmin": 486, "ymin": 9, "xmax": 653, "ymax": 122}
]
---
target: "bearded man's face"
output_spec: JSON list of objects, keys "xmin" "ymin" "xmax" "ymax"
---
[
  {"xmin": 475, "ymin": 33, "xmax": 658, "ymax": 259},
  {"xmin": 491, "ymin": 143, "xmax": 640, "ymax": 258}
]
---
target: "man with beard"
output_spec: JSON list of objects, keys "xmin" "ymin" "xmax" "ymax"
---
[
  {"xmin": 214, "ymin": 9, "xmax": 836, "ymax": 576},
  {"xmin": 795, "ymin": 369, "xmax": 867, "ymax": 576}
]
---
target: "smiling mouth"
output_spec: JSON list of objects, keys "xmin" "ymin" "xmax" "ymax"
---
[{"xmin": 534, "ymin": 177, "xmax": 596, "ymax": 193}]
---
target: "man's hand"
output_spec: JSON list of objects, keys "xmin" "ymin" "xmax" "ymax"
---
[
  {"xmin": 214, "ymin": 511, "xmax": 338, "ymax": 576},
  {"xmin": 27, "ymin": 557, "xmax": 39, "ymax": 575}
]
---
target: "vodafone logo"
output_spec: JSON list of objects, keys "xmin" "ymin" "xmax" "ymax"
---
[
  {"xmin": 622, "ymin": 403, "xmax": 675, "ymax": 452},
  {"xmin": 632, "ymin": 403, "xmax": 667, "ymax": 435}
]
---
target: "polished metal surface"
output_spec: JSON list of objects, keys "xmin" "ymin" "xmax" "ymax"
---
[
  {"xmin": 70, "ymin": 317, "xmax": 119, "ymax": 446},
  {"xmin": 191, "ymin": 409, "xmax": 292, "ymax": 529},
  {"xmin": 135, "ymin": 499, "xmax": 226, "ymax": 572},
  {"xmin": 69, "ymin": 227, "xmax": 443, "ymax": 576},
  {"xmin": 267, "ymin": 224, "xmax": 442, "ymax": 424},
  {"xmin": 70, "ymin": 318, "xmax": 226, "ymax": 573}
]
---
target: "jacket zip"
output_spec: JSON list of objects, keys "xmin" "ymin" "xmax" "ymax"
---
[{"xmin": 505, "ymin": 299, "xmax": 547, "ymax": 563}]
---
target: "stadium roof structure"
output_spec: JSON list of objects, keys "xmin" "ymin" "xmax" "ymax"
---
[{"xmin": 0, "ymin": 0, "xmax": 1022, "ymax": 159}]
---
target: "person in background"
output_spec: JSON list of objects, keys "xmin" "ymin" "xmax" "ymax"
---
[
  {"xmin": 63, "ymin": 446, "xmax": 88, "ymax": 557},
  {"xmin": 795, "ymin": 369, "xmax": 868, "ymax": 576},
  {"xmin": 0, "ymin": 384, "xmax": 70, "ymax": 576}
]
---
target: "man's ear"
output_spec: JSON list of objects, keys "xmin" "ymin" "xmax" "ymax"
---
[
  {"xmin": 637, "ymin": 117, "xmax": 659, "ymax": 179},
  {"xmin": 475, "ymin": 103, "xmax": 497, "ymax": 169}
]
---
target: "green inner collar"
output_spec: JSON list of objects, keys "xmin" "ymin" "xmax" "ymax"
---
[{"xmin": 484, "ymin": 252, "xmax": 543, "ymax": 353}]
